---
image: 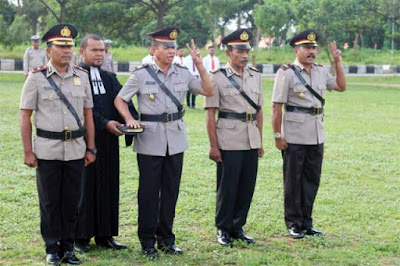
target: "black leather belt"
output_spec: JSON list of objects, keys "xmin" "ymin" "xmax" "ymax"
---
[
  {"xmin": 36, "ymin": 128, "xmax": 86, "ymax": 141},
  {"xmin": 140, "ymin": 111, "xmax": 185, "ymax": 122},
  {"xmin": 218, "ymin": 111, "xmax": 257, "ymax": 122},
  {"xmin": 286, "ymin": 105, "xmax": 324, "ymax": 115}
]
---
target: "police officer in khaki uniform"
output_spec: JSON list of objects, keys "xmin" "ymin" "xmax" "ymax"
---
[
  {"xmin": 114, "ymin": 27, "xmax": 213, "ymax": 258},
  {"xmin": 20, "ymin": 23, "xmax": 96, "ymax": 265},
  {"xmin": 271, "ymin": 29, "xmax": 346, "ymax": 239},
  {"xmin": 23, "ymin": 35, "xmax": 48, "ymax": 79},
  {"xmin": 101, "ymin": 39, "xmax": 114, "ymax": 72},
  {"xmin": 205, "ymin": 29, "xmax": 264, "ymax": 247}
]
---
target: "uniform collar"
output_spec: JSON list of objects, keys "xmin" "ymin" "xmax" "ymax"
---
[
  {"xmin": 224, "ymin": 62, "xmax": 251, "ymax": 78},
  {"xmin": 151, "ymin": 61, "xmax": 178, "ymax": 75},
  {"xmin": 293, "ymin": 59, "xmax": 315, "ymax": 72},
  {"xmin": 46, "ymin": 61, "xmax": 78, "ymax": 78}
]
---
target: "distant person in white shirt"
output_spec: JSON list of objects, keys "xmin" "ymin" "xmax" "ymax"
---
[
  {"xmin": 183, "ymin": 54, "xmax": 199, "ymax": 109},
  {"xmin": 203, "ymin": 45, "xmax": 220, "ymax": 73},
  {"xmin": 173, "ymin": 47, "xmax": 185, "ymax": 65},
  {"xmin": 141, "ymin": 47, "xmax": 154, "ymax": 65}
]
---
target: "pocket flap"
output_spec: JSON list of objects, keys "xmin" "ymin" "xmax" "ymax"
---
[{"xmin": 285, "ymin": 112, "xmax": 305, "ymax": 123}]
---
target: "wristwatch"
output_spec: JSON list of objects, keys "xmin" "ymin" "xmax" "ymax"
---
[
  {"xmin": 274, "ymin": 132, "xmax": 282, "ymax": 139},
  {"xmin": 87, "ymin": 147, "xmax": 97, "ymax": 154}
]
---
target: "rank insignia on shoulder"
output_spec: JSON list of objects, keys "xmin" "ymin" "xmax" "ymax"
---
[
  {"xmin": 31, "ymin": 65, "xmax": 48, "ymax": 73},
  {"xmin": 210, "ymin": 68, "xmax": 221, "ymax": 74},
  {"xmin": 249, "ymin": 66, "xmax": 260, "ymax": 72},
  {"xmin": 73, "ymin": 65, "xmax": 88, "ymax": 73},
  {"xmin": 134, "ymin": 64, "xmax": 146, "ymax": 71},
  {"xmin": 174, "ymin": 63, "xmax": 188, "ymax": 69},
  {"xmin": 280, "ymin": 64, "xmax": 292, "ymax": 71}
]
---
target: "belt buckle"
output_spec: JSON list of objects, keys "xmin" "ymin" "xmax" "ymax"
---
[
  {"xmin": 64, "ymin": 130, "xmax": 72, "ymax": 141},
  {"xmin": 166, "ymin": 113, "xmax": 173, "ymax": 124},
  {"xmin": 314, "ymin": 107, "xmax": 321, "ymax": 115},
  {"xmin": 246, "ymin": 112, "xmax": 252, "ymax": 122}
]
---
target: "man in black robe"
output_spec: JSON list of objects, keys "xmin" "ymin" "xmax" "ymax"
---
[{"xmin": 74, "ymin": 34, "xmax": 138, "ymax": 252}]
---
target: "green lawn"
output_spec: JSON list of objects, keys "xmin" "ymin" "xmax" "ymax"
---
[
  {"xmin": 2, "ymin": 44, "xmax": 400, "ymax": 65},
  {"xmin": 0, "ymin": 73, "xmax": 399, "ymax": 265}
]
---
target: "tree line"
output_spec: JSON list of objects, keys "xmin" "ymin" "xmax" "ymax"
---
[{"xmin": 1, "ymin": 0, "xmax": 399, "ymax": 52}]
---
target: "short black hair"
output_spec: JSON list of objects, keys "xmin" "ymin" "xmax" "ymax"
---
[{"xmin": 80, "ymin": 34, "xmax": 102, "ymax": 49}]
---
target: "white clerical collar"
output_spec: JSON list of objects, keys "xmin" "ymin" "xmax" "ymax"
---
[{"xmin": 90, "ymin": 66, "xmax": 106, "ymax": 95}]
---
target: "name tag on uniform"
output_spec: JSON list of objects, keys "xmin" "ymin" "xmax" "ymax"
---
[
  {"xmin": 145, "ymin": 81, "xmax": 156, "ymax": 85},
  {"xmin": 224, "ymin": 84, "xmax": 235, "ymax": 88},
  {"xmin": 173, "ymin": 81, "xmax": 186, "ymax": 85},
  {"xmin": 74, "ymin": 77, "xmax": 81, "ymax": 86}
]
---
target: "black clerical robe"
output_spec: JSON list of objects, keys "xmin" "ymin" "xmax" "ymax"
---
[{"xmin": 75, "ymin": 64, "xmax": 138, "ymax": 239}]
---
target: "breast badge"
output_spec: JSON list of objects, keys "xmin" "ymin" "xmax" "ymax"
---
[{"xmin": 74, "ymin": 77, "xmax": 81, "ymax": 86}]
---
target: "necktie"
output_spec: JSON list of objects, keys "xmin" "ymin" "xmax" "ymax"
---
[{"xmin": 211, "ymin": 56, "xmax": 215, "ymax": 70}]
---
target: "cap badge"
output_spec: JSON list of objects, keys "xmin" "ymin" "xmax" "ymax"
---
[
  {"xmin": 61, "ymin": 26, "xmax": 71, "ymax": 37},
  {"xmin": 170, "ymin": 30, "xmax": 178, "ymax": 40},
  {"xmin": 307, "ymin": 32, "xmax": 316, "ymax": 41},
  {"xmin": 240, "ymin": 31, "xmax": 249, "ymax": 41}
]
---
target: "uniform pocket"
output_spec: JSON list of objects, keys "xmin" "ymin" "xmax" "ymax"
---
[
  {"xmin": 285, "ymin": 112, "xmax": 305, "ymax": 123},
  {"xmin": 71, "ymin": 90, "xmax": 84, "ymax": 116},
  {"xmin": 217, "ymin": 119, "xmax": 236, "ymax": 129},
  {"xmin": 222, "ymin": 88, "xmax": 240, "ymax": 96}
]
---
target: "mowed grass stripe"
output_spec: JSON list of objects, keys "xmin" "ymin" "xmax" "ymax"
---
[{"xmin": 0, "ymin": 73, "xmax": 399, "ymax": 265}]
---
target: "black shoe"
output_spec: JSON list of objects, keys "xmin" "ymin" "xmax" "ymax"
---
[
  {"xmin": 305, "ymin": 228, "xmax": 325, "ymax": 236},
  {"xmin": 46, "ymin": 253, "xmax": 61, "ymax": 265},
  {"xmin": 74, "ymin": 242, "xmax": 89, "ymax": 253},
  {"xmin": 142, "ymin": 247, "xmax": 158, "ymax": 258},
  {"xmin": 158, "ymin": 244, "xmax": 183, "ymax": 255},
  {"xmin": 96, "ymin": 237, "xmax": 127, "ymax": 250},
  {"xmin": 231, "ymin": 231, "xmax": 255, "ymax": 244},
  {"xmin": 288, "ymin": 227, "xmax": 305, "ymax": 239},
  {"xmin": 217, "ymin": 229, "xmax": 233, "ymax": 246},
  {"xmin": 62, "ymin": 251, "xmax": 82, "ymax": 265}
]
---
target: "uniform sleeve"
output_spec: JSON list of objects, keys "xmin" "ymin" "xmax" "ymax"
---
[
  {"xmin": 118, "ymin": 72, "xmax": 140, "ymax": 102},
  {"xmin": 23, "ymin": 50, "xmax": 29, "ymax": 74},
  {"xmin": 272, "ymin": 69, "xmax": 290, "ymax": 103},
  {"xmin": 204, "ymin": 73, "xmax": 220, "ymax": 108},
  {"xmin": 325, "ymin": 68, "xmax": 337, "ymax": 91},
  {"xmin": 82, "ymin": 74, "xmax": 93, "ymax": 108},
  {"xmin": 257, "ymin": 73, "xmax": 264, "ymax": 106},
  {"xmin": 20, "ymin": 72, "xmax": 38, "ymax": 110}
]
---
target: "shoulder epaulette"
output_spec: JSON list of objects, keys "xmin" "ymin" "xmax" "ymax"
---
[
  {"xmin": 280, "ymin": 64, "xmax": 293, "ymax": 71},
  {"xmin": 30, "ymin": 65, "xmax": 47, "ymax": 73},
  {"xmin": 313, "ymin": 63, "xmax": 323, "ymax": 67},
  {"xmin": 133, "ymin": 64, "xmax": 148, "ymax": 72},
  {"xmin": 210, "ymin": 68, "xmax": 221, "ymax": 74},
  {"xmin": 174, "ymin": 63, "xmax": 188, "ymax": 69},
  {"xmin": 249, "ymin": 66, "xmax": 260, "ymax": 72},
  {"xmin": 73, "ymin": 65, "xmax": 88, "ymax": 73}
]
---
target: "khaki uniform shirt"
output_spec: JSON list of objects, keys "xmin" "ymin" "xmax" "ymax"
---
[
  {"xmin": 101, "ymin": 52, "xmax": 114, "ymax": 72},
  {"xmin": 272, "ymin": 59, "xmax": 337, "ymax": 145},
  {"xmin": 118, "ymin": 62, "xmax": 202, "ymax": 156},
  {"xmin": 204, "ymin": 63, "xmax": 263, "ymax": 150},
  {"xmin": 23, "ymin": 47, "xmax": 48, "ymax": 74},
  {"xmin": 20, "ymin": 62, "xmax": 93, "ymax": 161}
]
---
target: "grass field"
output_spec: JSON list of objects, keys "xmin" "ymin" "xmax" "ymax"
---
[
  {"xmin": 1, "ymin": 44, "xmax": 400, "ymax": 65},
  {"xmin": 0, "ymin": 73, "xmax": 399, "ymax": 265}
]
